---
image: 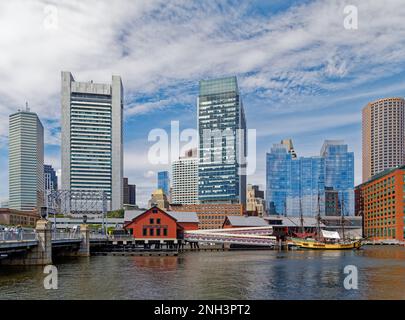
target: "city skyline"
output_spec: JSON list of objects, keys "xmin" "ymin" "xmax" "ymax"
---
[{"xmin": 2, "ymin": 1, "xmax": 405, "ymax": 207}]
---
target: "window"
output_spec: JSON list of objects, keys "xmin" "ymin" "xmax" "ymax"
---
[
  {"xmin": 152, "ymin": 209, "xmax": 158, "ymax": 213},
  {"xmin": 150, "ymin": 228, "xmax": 154, "ymax": 236},
  {"xmin": 163, "ymin": 229, "xmax": 167, "ymax": 236},
  {"xmin": 157, "ymin": 218, "xmax": 161, "ymax": 224},
  {"xmin": 157, "ymin": 229, "xmax": 161, "ymax": 236},
  {"xmin": 150, "ymin": 218, "xmax": 154, "ymax": 224},
  {"xmin": 143, "ymin": 228, "xmax": 147, "ymax": 236}
]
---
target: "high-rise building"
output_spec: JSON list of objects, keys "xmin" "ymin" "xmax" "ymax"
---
[
  {"xmin": 321, "ymin": 140, "xmax": 354, "ymax": 215},
  {"xmin": 123, "ymin": 177, "xmax": 136, "ymax": 206},
  {"xmin": 172, "ymin": 150, "xmax": 198, "ymax": 204},
  {"xmin": 157, "ymin": 171, "xmax": 170, "ymax": 196},
  {"xmin": 198, "ymin": 76, "xmax": 246, "ymax": 205},
  {"xmin": 9, "ymin": 107, "xmax": 44, "ymax": 211},
  {"xmin": 281, "ymin": 138, "xmax": 297, "ymax": 158},
  {"xmin": 246, "ymin": 184, "xmax": 266, "ymax": 216},
  {"xmin": 148, "ymin": 189, "xmax": 169, "ymax": 210},
  {"xmin": 61, "ymin": 71, "xmax": 123, "ymax": 210},
  {"xmin": 362, "ymin": 97, "xmax": 405, "ymax": 182},
  {"xmin": 266, "ymin": 140, "xmax": 354, "ymax": 216},
  {"xmin": 44, "ymin": 164, "xmax": 58, "ymax": 192}
]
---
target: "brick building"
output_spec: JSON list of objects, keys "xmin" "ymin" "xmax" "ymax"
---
[{"xmin": 355, "ymin": 165, "xmax": 405, "ymax": 241}]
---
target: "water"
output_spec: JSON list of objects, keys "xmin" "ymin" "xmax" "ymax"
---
[{"xmin": 1, "ymin": 246, "xmax": 405, "ymax": 300}]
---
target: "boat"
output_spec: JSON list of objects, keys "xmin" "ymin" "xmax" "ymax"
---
[{"xmin": 289, "ymin": 190, "xmax": 363, "ymax": 250}]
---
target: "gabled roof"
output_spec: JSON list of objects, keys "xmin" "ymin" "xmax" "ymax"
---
[
  {"xmin": 124, "ymin": 208, "xmax": 199, "ymax": 224},
  {"xmin": 225, "ymin": 215, "xmax": 269, "ymax": 227},
  {"xmin": 169, "ymin": 211, "xmax": 199, "ymax": 223}
]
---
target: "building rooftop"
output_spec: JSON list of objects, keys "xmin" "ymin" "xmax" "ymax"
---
[
  {"xmin": 124, "ymin": 209, "xmax": 198, "ymax": 223},
  {"xmin": 357, "ymin": 164, "xmax": 405, "ymax": 187},
  {"xmin": 226, "ymin": 216, "xmax": 269, "ymax": 227}
]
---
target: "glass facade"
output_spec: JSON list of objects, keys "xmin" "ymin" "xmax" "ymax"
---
[
  {"xmin": 198, "ymin": 76, "xmax": 246, "ymax": 205},
  {"xmin": 44, "ymin": 164, "xmax": 58, "ymax": 192},
  {"xmin": 321, "ymin": 141, "xmax": 354, "ymax": 216},
  {"xmin": 266, "ymin": 140, "xmax": 354, "ymax": 216},
  {"xmin": 157, "ymin": 171, "xmax": 170, "ymax": 196}
]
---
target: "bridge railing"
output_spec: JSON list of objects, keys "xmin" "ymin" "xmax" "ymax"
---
[
  {"xmin": 0, "ymin": 231, "xmax": 37, "ymax": 242},
  {"xmin": 52, "ymin": 232, "xmax": 82, "ymax": 241},
  {"xmin": 89, "ymin": 233, "xmax": 109, "ymax": 240}
]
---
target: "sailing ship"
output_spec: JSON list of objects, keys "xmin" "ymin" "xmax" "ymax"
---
[{"xmin": 289, "ymin": 190, "xmax": 362, "ymax": 250}]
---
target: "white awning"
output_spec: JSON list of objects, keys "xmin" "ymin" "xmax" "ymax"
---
[{"xmin": 321, "ymin": 229, "xmax": 340, "ymax": 239}]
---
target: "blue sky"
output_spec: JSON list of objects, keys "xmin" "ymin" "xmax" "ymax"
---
[{"xmin": 1, "ymin": 0, "xmax": 405, "ymax": 206}]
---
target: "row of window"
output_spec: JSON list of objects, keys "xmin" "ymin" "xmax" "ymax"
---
[{"xmin": 142, "ymin": 228, "xmax": 168, "ymax": 237}]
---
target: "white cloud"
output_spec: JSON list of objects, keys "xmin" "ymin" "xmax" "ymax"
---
[{"xmin": 1, "ymin": 0, "xmax": 405, "ymax": 201}]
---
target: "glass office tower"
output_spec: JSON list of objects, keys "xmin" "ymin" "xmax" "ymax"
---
[
  {"xmin": 321, "ymin": 140, "xmax": 354, "ymax": 216},
  {"xmin": 198, "ymin": 76, "xmax": 246, "ymax": 205},
  {"xmin": 157, "ymin": 171, "xmax": 170, "ymax": 196},
  {"xmin": 266, "ymin": 140, "xmax": 353, "ymax": 216}
]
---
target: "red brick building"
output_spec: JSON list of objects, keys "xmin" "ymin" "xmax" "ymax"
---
[
  {"xmin": 355, "ymin": 165, "xmax": 405, "ymax": 241},
  {"xmin": 124, "ymin": 207, "xmax": 199, "ymax": 241}
]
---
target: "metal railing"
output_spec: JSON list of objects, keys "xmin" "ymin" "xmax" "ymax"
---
[
  {"xmin": 51, "ymin": 232, "xmax": 82, "ymax": 241},
  {"xmin": 0, "ymin": 231, "xmax": 37, "ymax": 242},
  {"xmin": 89, "ymin": 233, "xmax": 109, "ymax": 240}
]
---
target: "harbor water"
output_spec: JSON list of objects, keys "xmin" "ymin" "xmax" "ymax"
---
[{"xmin": 0, "ymin": 246, "xmax": 404, "ymax": 300}]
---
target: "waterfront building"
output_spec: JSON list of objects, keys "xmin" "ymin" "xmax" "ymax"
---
[
  {"xmin": 171, "ymin": 151, "xmax": 198, "ymax": 205},
  {"xmin": 148, "ymin": 189, "xmax": 170, "ymax": 210},
  {"xmin": 9, "ymin": 107, "xmax": 44, "ymax": 211},
  {"xmin": 123, "ymin": 177, "xmax": 136, "ymax": 206},
  {"xmin": 123, "ymin": 207, "xmax": 199, "ymax": 240},
  {"xmin": 355, "ymin": 165, "xmax": 405, "ymax": 241},
  {"xmin": 44, "ymin": 164, "xmax": 58, "ymax": 193},
  {"xmin": 170, "ymin": 203, "xmax": 244, "ymax": 229},
  {"xmin": 246, "ymin": 184, "xmax": 266, "ymax": 216},
  {"xmin": 362, "ymin": 97, "xmax": 405, "ymax": 182},
  {"xmin": 324, "ymin": 187, "xmax": 340, "ymax": 216},
  {"xmin": 266, "ymin": 140, "xmax": 354, "ymax": 216},
  {"xmin": 198, "ymin": 76, "xmax": 246, "ymax": 205},
  {"xmin": 223, "ymin": 216, "xmax": 269, "ymax": 228},
  {"xmin": 157, "ymin": 171, "xmax": 170, "ymax": 196},
  {"xmin": 61, "ymin": 71, "xmax": 123, "ymax": 211},
  {"xmin": 321, "ymin": 140, "xmax": 355, "ymax": 215}
]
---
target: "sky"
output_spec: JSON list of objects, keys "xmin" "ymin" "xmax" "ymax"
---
[{"xmin": 1, "ymin": 0, "xmax": 405, "ymax": 207}]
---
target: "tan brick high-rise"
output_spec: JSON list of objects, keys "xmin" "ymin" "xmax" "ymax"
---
[{"xmin": 362, "ymin": 97, "xmax": 405, "ymax": 182}]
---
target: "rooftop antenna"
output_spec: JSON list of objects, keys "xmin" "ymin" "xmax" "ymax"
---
[{"xmin": 25, "ymin": 101, "xmax": 30, "ymax": 112}]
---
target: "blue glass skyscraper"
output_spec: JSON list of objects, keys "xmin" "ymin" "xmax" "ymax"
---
[
  {"xmin": 198, "ymin": 76, "xmax": 246, "ymax": 205},
  {"xmin": 266, "ymin": 140, "xmax": 354, "ymax": 216},
  {"xmin": 157, "ymin": 171, "xmax": 170, "ymax": 196},
  {"xmin": 321, "ymin": 140, "xmax": 354, "ymax": 216}
]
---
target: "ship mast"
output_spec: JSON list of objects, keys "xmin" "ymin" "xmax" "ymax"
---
[
  {"xmin": 299, "ymin": 197, "xmax": 304, "ymax": 235},
  {"xmin": 341, "ymin": 192, "xmax": 346, "ymax": 241},
  {"xmin": 317, "ymin": 188, "xmax": 321, "ymax": 240}
]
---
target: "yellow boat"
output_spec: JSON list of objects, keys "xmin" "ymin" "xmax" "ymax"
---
[{"xmin": 289, "ymin": 237, "xmax": 362, "ymax": 250}]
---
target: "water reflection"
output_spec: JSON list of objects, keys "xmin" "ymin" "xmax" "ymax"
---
[{"xmin": 0, "ymin": 246, "xmax": 404, "ymax": 300}]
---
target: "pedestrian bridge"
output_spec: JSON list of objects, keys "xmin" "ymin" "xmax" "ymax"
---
[{"xmin": 184, "ymin": 226, "xmax": 277, "ymax": 247}]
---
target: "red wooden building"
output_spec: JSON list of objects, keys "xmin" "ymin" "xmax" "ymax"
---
[{"xmin": 123, "ymin": 207, "xmax": 199, "ymax": 242}]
